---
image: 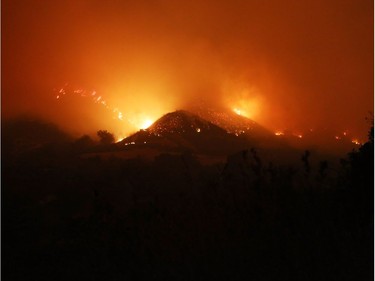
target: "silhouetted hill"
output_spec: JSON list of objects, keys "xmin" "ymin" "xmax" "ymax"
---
[
  {"xmin": 3, "ymin": 115, "xmax": 373, "ymax": 281},
  {"xmin": 118, "ymin": 110, "xmax": 253, "ymax": 156},
  {"xmin": 2, "ymin": 117, "xmax": 73, "ymax": 162},
  {"xmin": 115, "ymin": 110, "xmax": 311, "ymax": 165},
  {"xmin": 189, "ymin": 105, "xmax": 302, "ymax": 153},
  {"xmin": 190, "ymin": 103, "xmax": 360, "ymax": 156},
  {"xmin": 191, "ymin": 106, "xmax": 272, "ymax": 137}
]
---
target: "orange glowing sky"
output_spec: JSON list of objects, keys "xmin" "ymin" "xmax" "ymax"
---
[{"xmin": 2, "ymin": 0, "xmax": 374, "ymax": 140}]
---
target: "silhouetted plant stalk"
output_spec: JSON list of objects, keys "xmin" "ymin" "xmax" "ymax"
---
[
  {"xmin": 249, "ymin": 148, "xmax": 263, "ymax": 195},
  {"xmin": 301, "ymin": 150, "xmax": 311, "ymax": 178}
]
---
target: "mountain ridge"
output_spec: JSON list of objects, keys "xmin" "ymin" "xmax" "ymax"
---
[{"xmin": 118, "ymin": 110, "xmax": 253, "ymax": 156}]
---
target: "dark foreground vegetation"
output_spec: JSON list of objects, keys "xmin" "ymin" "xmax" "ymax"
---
[{"xmin": 2, "ymin": 119, "xmax": 374, "ymax": 281}]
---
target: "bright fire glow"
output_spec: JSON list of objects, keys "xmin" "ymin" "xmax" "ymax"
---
[
  {"xmin": 126, "ymin": 113, "xmax": 159, "ymax": 131},
  {"xmin": 140, "ymin": 119, "xmax": 153, "ymax": 129},
  {"xmin": 351, "ymin": 139, "xmax": 360, "ymax": 145},
  {"xmin": 55, "ymin": 85, "xmax": 126, "ymax": 123},
  {"xmin": 54, "ymin": 84, "xmax": 170, "ymax": 135},
  {"xmin": 223, "ymin": 84, "xmax": 263, "ymax": 120},
  {"xmin": 275, "ymin": 131, "xmax": 284, "ymax": 136},
  {"xmin": 233, "ymin": 108, "xmax": 242, "ymax": 116},
  {"xmin": 118, "ymin": 112, "xmax": 123, "ymax": 121}
]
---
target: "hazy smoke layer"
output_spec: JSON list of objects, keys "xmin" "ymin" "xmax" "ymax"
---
[{"xmin": 2, "ymin": 0, "xmax": 373, "ymax": 139}]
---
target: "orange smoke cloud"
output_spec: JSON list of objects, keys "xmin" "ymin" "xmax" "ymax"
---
[{"xmin": 2, "ymin": 0, "xmax": 373, "ymax": 141}]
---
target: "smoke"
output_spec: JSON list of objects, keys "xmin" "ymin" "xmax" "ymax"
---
[{"xmin": 2, "ymin": 0, "xmax": 373, "ymax": 140}]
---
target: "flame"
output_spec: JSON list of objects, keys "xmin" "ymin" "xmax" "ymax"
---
[
  {"xmin": 223, "ymin": 84, "xmax": 262, "ymax": 120},
  {"xmin": 55, "ymin": 85, "xmax": 125, "ymax": 121},
  {"xmin": 233, "ymin": 108, "xmax": 242, "ymax": 116},
  {"xmin": 54, "ymin": 80, "xmax": 175, "ymax": 137},
  {"xmin": 139, "ymin": 119, "xmax": 153, "ymax": 130},
  {"xmin": 351, "ymin": 139, "xmax": 360, "ymax": 145},
  {"xmin": 275, "ymin": 131, "xmax": 284, "ymax": 136},
  {"xmin": 127, "ymin": 113, "xmax": 158, "ymax": 130},
  {"xmin": 117, "ymin": 112, "xmax": 123, "ymax": 121},
  {"xmin": 116, "ymin": 137, "xmax": 125, "ymax": 143},
  {"xmin": 229, "ymin": 98, "xmax": 260, "ymax": 119}
]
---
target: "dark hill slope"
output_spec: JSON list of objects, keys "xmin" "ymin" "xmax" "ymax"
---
[{"xmin": 119, "ymin": 110, "xmax": 253, "ymax": 156}]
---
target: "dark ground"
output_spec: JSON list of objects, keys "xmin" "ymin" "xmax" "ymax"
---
[{"xmin": 2, "ymin": 121, "xmax": 374, "ymax": 281}]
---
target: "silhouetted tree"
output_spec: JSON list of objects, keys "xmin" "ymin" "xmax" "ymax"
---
[
  {"xmin": 72, "ymin": 134, "xmax": 96, "ymax": 153},
  {"xmin": 318, "ymin": 160, "xmax": 328, "ymax": 179},
  {"xmin": 347, "ymin": 125, "xmax": 374, "ymax": 194},
  {"xmin": 97, "ymin": 130, "xmax": 115, "ymax": 145},
  {"xmin": 301, "ymin": 150, "xmax": 311, "ymax": 178}
]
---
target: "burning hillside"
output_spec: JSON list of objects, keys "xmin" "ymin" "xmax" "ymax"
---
[
  {"xmin": 148, "ymin": 110, "xmax": 224, "ymax": 135},
  {"xmin": 189, "ymin": 104, "xmax": 273, "ymax": 138},
  {"xmin": 119, "ymin": 110, "xmax": 252, "ymax": 155}
]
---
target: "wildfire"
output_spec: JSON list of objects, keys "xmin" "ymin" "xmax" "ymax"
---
[
  {"xmin": 140, "ymin": 119, "xmax": 154, "ymax": 130},
  {"xmin": 117, "ymin": 111, "xmax": 123, "ymax": 121},
  {"xmin": 351, "ymin": 139, "xmax": 360, "ymax": 145},
  {"xmin": 233, "ymin": 108, "xmax": 242, "ymax": 116},
  {"xmin": 223, "ymin": 82, "xmax": 263, "ymax": 121},
  {"xmin": 54, "ymin": 84, "xmax": 162, "ymax": 132},
  {"xmin": 116, "ymin": 137, "xmax": 125, "ymax": 143},
  {"xmin": 55, "ymin": 84, "xmax": 124, "ymax": 121}
]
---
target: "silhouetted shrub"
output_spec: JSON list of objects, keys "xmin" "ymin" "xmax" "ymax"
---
[
  {"xmin": 72, "ymin": 135, "xmax": 96, "ymax": 153},
  {"xmin": 97, "ymin": 130, "xmax": 115, "ymax": 145}
]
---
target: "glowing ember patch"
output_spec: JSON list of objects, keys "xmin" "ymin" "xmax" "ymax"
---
[
  {"xmin": 54, "ymin": 85, "xmax": 127, "ymax": 123},
  {"xmin": 275, "ymin": 131, "xmax": 284, "ymax": 136},
  {"xmin": 335, "ymin": 136, "xmax": 341, "ymax": 140},
  {"xmin": 343, "ymin": 132, "xmax": 347, "ymax": 136},
  {"xmin": 351, "ymin": 139, "xmax": 360, "ymax": 145},
  {"xmin": 196, "ymin": 128, "xmax": 201, "ymax": 132},
  {"xmin": 53, "ymin": 84, "xmax": 171, "ymax": 137}
]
